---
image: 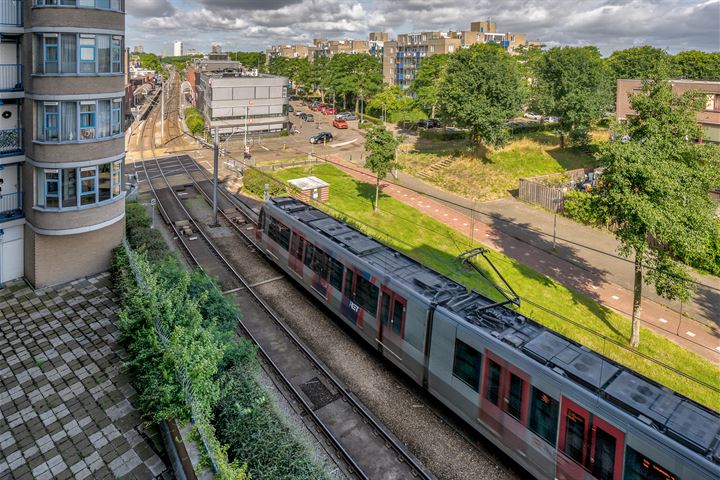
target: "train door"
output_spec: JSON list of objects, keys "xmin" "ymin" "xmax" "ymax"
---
[
  {"xmin": 288, "ymin": 231, "xmax": 306, "ymax": 277},
  {"xmin": 377, "ymin": 287, "xmax": 406, "ymax": 361},
  {"xmin": 557, "ymin": 397, "xmax": 624, "ymax": 480},
  {"xmin": 480, "ymin": 350, "xmax": 530, "ymax": 455}
]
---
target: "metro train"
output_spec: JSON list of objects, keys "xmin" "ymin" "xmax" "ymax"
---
[{"xmin": 256, "ymin": 197, "xmax": 720, "ymax": 480}]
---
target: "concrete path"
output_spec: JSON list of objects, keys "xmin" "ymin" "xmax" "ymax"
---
[{"xmin": 325, "ymin": 154, "xmax": 720, "ymax": 363}]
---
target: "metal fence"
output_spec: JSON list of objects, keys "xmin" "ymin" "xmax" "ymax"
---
[
  {"xmin": 0, "ymin": 128, "xmax": 22, "ymax": 157},
  {"xmin": 122, "ymin": 241, "xmax": 220, "ymax": 473},
  {"xmin": 0, "ymin": 64, "xmax": 22, "ymax": 91},
  {"xmin": 518, "ymin": 168, "xmax": 590, "ymax": 212},
  {"xmin": 0, "ymin": 191, "xmax": 21, "ymax": 219},
  {"xmin": 0, "ymin": 0, "xmax": 21, "ymax": 26}
]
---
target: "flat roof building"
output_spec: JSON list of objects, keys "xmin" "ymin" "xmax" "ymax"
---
[
  {"xmin": 617, "ymin": 79, "xmax": 720, "ymax": 143},
  {"xmin": 0, "ymin": 0, "xmax": 127, "ymax": 287},
  {"xmin": 195, "ymin": 67, "xmax": 289, "ymax": 136}
]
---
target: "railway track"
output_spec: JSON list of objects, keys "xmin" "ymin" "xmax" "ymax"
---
[{"xmin": 134, "ymin": 80, "xmax": 435, "ymax": 480}]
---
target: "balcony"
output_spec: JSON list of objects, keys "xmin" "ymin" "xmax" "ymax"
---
[
  {"xmin": 0, "ymin": 128, "xmax": 22, "ymax": 157},
  {"xmin": 0, "ymin": 0, "xmax": 21, "ymax": 27},
  {"xmin": 0, "ymin": 64, "xmax": 21, "ymax": 91},
  {"xmin": 0, "ymin": 191, "xmax": 22, "ymax": 222}
]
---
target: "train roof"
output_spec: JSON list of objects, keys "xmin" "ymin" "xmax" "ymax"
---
[{"xmin": 267, "ymin": 197, "xmax": 720, "ymax": 463}]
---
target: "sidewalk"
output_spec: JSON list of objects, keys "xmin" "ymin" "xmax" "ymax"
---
[{"xmin": 325, "ymin": 154, "xmax": 720, "ymax": 363}]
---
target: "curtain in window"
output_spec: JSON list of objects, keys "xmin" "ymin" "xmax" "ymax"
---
[
  {"xmin": 98, "ymin": 163, "xmax": 111, "ymax": 201},
  {"xmin": 61, "ymin": 102, "xmax": 76, "ymax": 141},
  {"xmin": 34, "ymin": 35, "xmax": 44, "ymax": 73},
  {"xmin": 97, "ymin": 100, "xmax": 110, "ymax": 138},
  {"xmin": 97, "ymin": 35, "xmax": 110, "ymax": 73},
  {"xmin": 61, "ymin": 34, "xmax": 77, "ymax": 73},
  {"xmin": 36, "ymin": 102, "xmax": 45, "ymax": 140}
]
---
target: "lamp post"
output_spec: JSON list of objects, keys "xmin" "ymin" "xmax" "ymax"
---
[
  {"xmin": 150, "ymin": 199, "xmax": 156, "ymax": 228},
  {"xmin": 0, "ymin": 228, "xmax": 4, "ymax": 288},
  {"xmin": 212, "ymin": 127, "xmax": 219, "ymax": 226},
  {"xmin": 552, "ymin": 197, "xmax": 562, "ymax": 251}
]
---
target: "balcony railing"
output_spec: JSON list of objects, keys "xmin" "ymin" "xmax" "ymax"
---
[
  {"xmin": 0, "ymin": 0, "xmax": 22, "ymax": 26},
  {"xmin": 0, "ymin": 128, "xmax": 22, "ymax": 156},
  {"xmin": 0, "ymin": 191, "xmax": 22, "ymax": 222},
  {"xmin": 0, "ymin": 64, "xmax": 21, "ymax": 91}
]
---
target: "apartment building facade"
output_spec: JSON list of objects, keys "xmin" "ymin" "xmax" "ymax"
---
[
  {"xmin": 195, "ymin": 68, "xmax": 289, "ymax": 136},
  {"xmin": 313, "ymin": 38, "xmax": 370, "ymax": 59},
  {"xmin": 266, "ymin": 44, "xmax": 315, "ymax": 60},
  {"xmin": 0, "ymin": 0, "xmax": 126, "ymax": 287},
  {"xmin": 617, "ymin": 79, "xmax": 720, "ymax": 143},
  {"xmin": 385, "ymin": 20, "xmax": 534, "ymax": 89}
]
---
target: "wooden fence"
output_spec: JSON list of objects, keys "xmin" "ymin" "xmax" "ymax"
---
[{"xmin": 518, "ymin": 168, "xmax": 592, "ymax": 212}]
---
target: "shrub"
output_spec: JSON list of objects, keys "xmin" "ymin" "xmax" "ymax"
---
[
  {"xmin": 125, "ymin": 201, "xmax": 173, "ymax": 263},
  {"xmin": 419, "ymin": 128, "xmax": 468, "ymax": 141},
  {"xmin": 278, "ymin": 130, "xmax": 289, "ymax": 137},
  {"xmin": 562, "ymin": 190, "xmax": 609, "ymax": 227},
  {"xmin": 185, "ymin": 107, "xmax": 206, "ymax": 134},
  {"xmin": 242, "ymin": 168, "xmax": 288, "ymax": 198}
]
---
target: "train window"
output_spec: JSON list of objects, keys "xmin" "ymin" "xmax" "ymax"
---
[
  {"xmin": 563, "ymin": 408, "xmax": 586, "ymax": 464},
  {"xmin": 380, "ymin": 292, "xmax": 391, "ymax": 326},
  {"xmin": 329, "ymin": 258, "xmax": 344, "ymax": 290},
  {"xmin": 290, "ymin": 234, "xmax": 304, "ymax": 260},
  {"xmin": 259, "ymin": 211, "xmax": 265, "ymax": 231},
  {"xmin": 592, "ymin": 426, "xmax": 617, "ymax": 480},
  {"xmin": 528, "ymin": 387, "xmax": 558, "ymax": 446},
  {"xmin": 344, "ymin": 270, "xmax": 353, "ymax": 297},
  {"xmin": 311, "ymin": 248, "xmax": 329, "ymax": 279},
  {"xmin": 304, "ymin": 243, "xmax": 314, "ymax": 268},
  {"xmin": 506, "ymin": 373, "xmax": 524, "ymax": 421},
  {"xmin": 391, "ymin": 298, "xmax": 404, "ymax": 335},
  {"xmin": 268, "ymin": 218, "xmax": 290, "ymax": 250},
  {"xmin": 624, "ymin": 446, "xmax": 679, "ymax": 480},
  {"xmin": 355, "ymin": 275, "xmax": 379, "ymax": 315},
  {"xmin": 452, "ymin": 340, "xmax": 481, "ymax": 391},
  {"xmin": 485, "ymin": 360, "xmax": 502, "ymax": 405}
]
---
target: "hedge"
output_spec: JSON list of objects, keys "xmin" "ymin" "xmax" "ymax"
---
[
  {"xmin": 418, "ymin": 128, "xmax": 468, "ymax": 141},
  {"xmin": 115, "ymin": 201, "xmax": 328, "ymax": 479}
]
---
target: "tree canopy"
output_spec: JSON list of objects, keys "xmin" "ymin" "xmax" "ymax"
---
[
  {"xmin": 410, "ymin": 53, "xmax": 449, "ymax": 119},
  {"xmin": 583, "ymin": 70, "xmax": 720, "ymax": 347},
  {"xmin": 607, "ymin": 46, "xmax": 671, "ymax": 81},
  {"xmin": 364, "ymin": 127, "xmax": 401, "ymax": 211},
  {"xmin": 533, "ymin": 46, "xmax": 613, "ymax": 144},
  {"xmin": 438, "ymin": 44, "xmax": 525, "ymax": 147},
  {"xmin": 671, "ymin": 50, "xmax": 720, "ymax": 81}
]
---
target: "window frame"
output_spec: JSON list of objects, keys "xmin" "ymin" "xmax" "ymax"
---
[
  {"xmin": 623, "ymin": 446, "xmax": 679, "ymax": 480},
  {"xmin": 34, "ymin": 0, "xmax": 125, "ymax": 10},
  {"xmin": 36, "ymin": 162, "xmax": 123, "ymax": 210},
  {"xmin": 43, "ymin": 102, "xmax": 60, "ymax": 141},
  {"xmin": 79, "ymin": 166, "xmax": 98, "ymax": 205},
  {"xmin": 79, "ymin": 101, "xmax": 97, "ymax": 140},
  {"xmin": 43, "ymin": 35, "xmax": 59, "ymax": 74},
  {"xmin": 111, "ymin": 36, "xmax": 122, "ymax": 73},
  {"xmin": 44, "ymin": 169, "xmax": 60, "ymax": 208},
  {"xmin": 37, "ymin": 99, "xmax": 124, "ymax": 143},
  {"xmin": 452, "ymin": 339, "xmax": 482, "ymax": 391},
  {"xmin": 79, "ymin": 35, "xmax": 97, "ymax": 74},
  {"xmin": 111, "ymin": 99, "xmax": 122, "ymax": 135},
  {"xmin": 528, "ymin": 387, "xmax": 559, "ymax": 447}
]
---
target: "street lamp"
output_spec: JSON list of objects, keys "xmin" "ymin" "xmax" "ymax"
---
[
  {"xmin": 150, "ymin": 199, "xmax": 156, "ymax": 228},
  {"xmin": 0, "ymin": 228, "xmax": 4, "ymax": 288}
]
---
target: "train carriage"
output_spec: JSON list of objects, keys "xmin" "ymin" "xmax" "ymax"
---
[{"xmin": 257, "ymin": 197, "xmax": 720, "ymax": 480}]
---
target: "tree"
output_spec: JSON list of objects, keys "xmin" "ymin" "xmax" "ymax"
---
[
  {"xmin": 364, "ymin": 127, "xmax": 401, "ymax": 212},
  {"xmin": 410, "ymin": 54, "xmax": 449, "ymax": 119},
  {"xmin": 367, "ymin": 85, "xmax": 412, "ymax": 121},
  {"xmin": 228, "ymin": 51, "xmax": 266, "ymax": 72},
  {"xmin": 534, "ymin": 46, "xmax": 613, "ymax": 146},
  {"xmin": 438, "ymin": 44, "xmax": 525, "ymax": 147},
  {"xmin": 607, "ymin": 46, "xmax": 671, "ymax": 82},
  {"xmin": 322, "ymin": 54, "xmax": 382, "ymax": 111},
  {"xmin": 672, "ymin": 50, "xmax": 720, "ymax": 81},
  {"xmin": 588, "ymin": 70, "xmax": 720, "ymax": 347}
]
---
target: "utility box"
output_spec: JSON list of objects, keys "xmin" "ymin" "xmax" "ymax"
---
[{"xmin": 288, "ymin": 176, "xmax": 329, "ymax": 203}]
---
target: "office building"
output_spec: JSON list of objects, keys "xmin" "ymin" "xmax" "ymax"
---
[
  {"xmin": 0, "ymin": 0, "xmax": 127, "ymax": 287},
  {"xmin": 194, "ymin": 62, "xmax": 289, "ymax": 136},
  {"xmin": 617, "ymin": 79, "xmax": 720, "ymax": 143},
  {"xmin": 174, "ymin": 40, "xmax": 183, "ymax": 57}
]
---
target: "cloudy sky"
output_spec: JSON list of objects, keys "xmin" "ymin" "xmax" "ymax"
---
[{"xmin": 126, "ymin": 0, "xmax": 720, "ymax": 56}]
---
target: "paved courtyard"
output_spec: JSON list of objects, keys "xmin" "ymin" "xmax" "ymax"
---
[{"xmin": 0, "ymin": 273, "xmax": 171, "ymax": 480}]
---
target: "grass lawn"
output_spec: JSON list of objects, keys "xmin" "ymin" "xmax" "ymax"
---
[
  {"xmin": 400, "ymin": 132, "xmax": 602, "ymax": 201},
  {"xmin": 272, "ymin": 164, "xmax": 720, "ymax": 412}
]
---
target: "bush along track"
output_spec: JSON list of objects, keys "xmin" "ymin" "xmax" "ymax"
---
[{"xmin": 113, "ymin": 201, "xmax": 330, "ymax": 479}]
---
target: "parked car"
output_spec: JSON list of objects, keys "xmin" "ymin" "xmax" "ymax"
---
[
  {"xmin": 524, "ymin": 112, "xmax": 542, "ymax": 121},
  {"xmin": 335, "ymin": 112, "xmax": 358, "ymax": 121},
  {"xmin": 287, "ymin": 104, "xmax": 294, "ymax": 113},
  {"xmin": 309, "ymin": 132, "xmax": 333, "ymax": 144},
  {"xmin": 544, "ymin": 116, "xmax": 561, "ymax": 123},
  {"xmin": 322, "ymin": 107, "xmax": 337, "ymax": 115},
  {"xmin": 418, "ymin": 118, "xmax": 442, "ymax": 128},
  {"xmin": 294, "ymin": 109, "xmax": 305, "ymax": 116},
  {"xmin": 310, "ymin": 102, "xmax": 323, "ymax": 111},
  {"xmin": 305, "ymin": 113, "xmax": 314, "ymax": 122},
  {"xmin": 332, "ymin": 118, "xmax": 348, "ymax": 129}
]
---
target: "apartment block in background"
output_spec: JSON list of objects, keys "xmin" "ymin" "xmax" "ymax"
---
[
  {"xmin": 385, "ymin": 20, "xmax": 536, "ymax": 89},
  {"xmin": 617, "ymin": 79, "xmax": 720, "ymax": 143},
  {"xmin": 313, "ymin": 38, "xmax": 370, "ymax": 59},
  {"xmin": 266, "ymin": 44, "xmax": 315, "ymax": 60},
  {"xmin": 174, "ymin": 40, "xmax": 183, "ymax": 57},
  {"xmin": 0, "ymin": 0, "xmax": 127, "ymax": 287}
]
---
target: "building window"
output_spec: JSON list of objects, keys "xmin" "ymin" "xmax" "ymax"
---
[
  {"xmin": 79, "ymin": 36, "xmax": 96, "ymax": 73},
  {"xmin": 111, "ymin": 99, "xmax": 122, "ymax": 135},
  {"xmin": 43, "ymin": 35, "xmax": 59, "ymax": 74},
  {"xmin": 44, "ymin": 103, "xmax": 60, "ymax": 141},
  {"xmin": 34, "ymin": 0, "xmax": 124, "ymax": 12},
  {"xmin": 36, "ymin": 162, "xmax": 123, "ymax": 209},
  {"xmin": 452, "ymin": 339, "xmax": 482, "ymax": 391},
  {"xmin": 111, "ymin": 37, "xmax": 122, "ymax": 73},
  {"xmin": 79, "ymin": 102, "xmax": 96, "ymax": 140}
]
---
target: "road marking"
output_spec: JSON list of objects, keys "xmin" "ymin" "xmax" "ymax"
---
[
  {"xmin": 328, "ymin": 138, "xmax": 358, "ymax": 148},
  {"xmin": 434, "ymin": 209, "xmax": 439, "ymax": 212},
  {"xmin": 715, "ymin": 346, "xmax": 720, "ymax": 353},
  {"xmin": 611, "ymin": 295, "xmax": 620, "ymax": 300},
  {"xmin": 658, "ymin": 318, "xmax": 668, "ymax": 324},
  {"xmin": 685, "ymin": 331, "xmax": 696, "ymax": 337},
  {"xmin": 463, "ymin": 223, "xmax": 468, "ymax": 226},
  {"xmin": 453, "ymin": 218, "xmax": 458, "ymax": 221},
  {"xmin": 444, "ymin": 213, "xmax": 448, "ymax": 217}
]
